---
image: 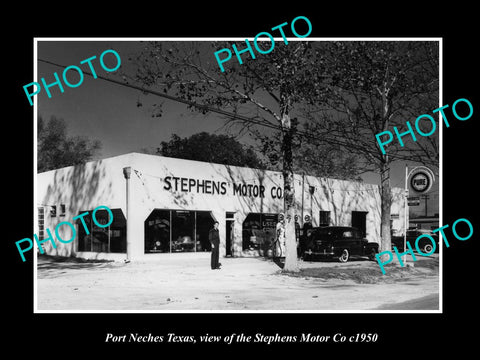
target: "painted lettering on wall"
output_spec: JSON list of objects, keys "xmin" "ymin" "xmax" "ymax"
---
[
  {"xmin": 163, "ymin": 176, "xmax": 283, "ymax": 199},
  {"xmin": 164, "ymin": 176, "xmax": 228, "ymax": 195}
]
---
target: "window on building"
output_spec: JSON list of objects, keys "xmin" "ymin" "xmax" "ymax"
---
[
  {"xmin": 78, "ymin": 212, "xmax": 92, "ymax": 252},
  {"xmin": 171, "ymin": 210, "xmax": 195, "ymax": 253},
  {"xmin": 319, "ymin": 211, "xmax": 330, "ymax": 227},
  {"xmin": 50, "ymin": 205, "xmax": 56, "ymax": 217},
  {"xmin": 243, "ymin": 213, "xmax": 261, "ymax": 251},
  {"xmin": 242, "ymin": 213, "xmax": 277, "ymax": 251},
  {"xmin": 144, "ymin": 209, "xmax": 215, "ymax": 254},
  {"xmin": 60, "ymin": 204, "xmax": 66, "ymax": 217},
  {"xmin": 76, "ymin": 208, "xmax": 126, "ymax": 253},
  {"xmin": 37, "ymin": 207, "xmax": 45, "ymax": 240},
  {"xmin": 145, "ymin": 210, "xmax": 171, "ymax": 253},
  {"xmin": 106, "ymin": 209, "xmax": 127, "ymax": 253},
  {"xmin": 196, "ymin": 211, "xmax": 215, "ymax": 252}
]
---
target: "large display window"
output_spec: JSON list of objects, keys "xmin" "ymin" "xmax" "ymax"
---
[
  {"xmin": 171, "ymin": 210, "xmax": 195, "ymax": 252},
  {"xmin": 242, "ymin": 213, "xmax": 278, "ymax": 251},
  {"xmin": 196, "ymin": 211, "xmax": 215, "ymax": 251},
  {"xmin": 145, "ymin": 210, "xmax": 171, "ymax": 253},
  {"xmin": 144, "ymin": 209, "xmax": 214, "ymax": 254},
  {"xmin": 76, "ymin": 208, "xmax": 126, "ymax": 253}
]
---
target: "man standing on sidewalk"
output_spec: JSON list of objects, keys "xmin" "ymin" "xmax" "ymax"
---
[{"xmin": 209, "ymin": 221, "xmax": 221, "ymax": 270}]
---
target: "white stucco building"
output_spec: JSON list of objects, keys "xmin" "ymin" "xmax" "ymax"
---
[{"xmin": 36, "ymin": 152, "xmax": 406, "ymax": 261}]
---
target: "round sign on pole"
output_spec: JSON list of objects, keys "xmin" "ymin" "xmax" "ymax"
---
[{"xmin": 408, "ymin": 166, "xmax": 435, "ymax": 194}]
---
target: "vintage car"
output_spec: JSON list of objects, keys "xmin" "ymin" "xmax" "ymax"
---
[
  {"xmin": 302, "ymin": 226, "xmax": 378, "ymax": 262},
  {"xmin": 171, "ymin": 235, "xmax": 195, "ymax": 252},
  {"xmin": 391, "ymin": 229, "xmax": 439, "ymax": 253}
]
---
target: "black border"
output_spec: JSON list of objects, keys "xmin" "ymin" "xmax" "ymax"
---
[{"xmin": 6, "ymin": 4, "xmax": 478, "ymax": 355}]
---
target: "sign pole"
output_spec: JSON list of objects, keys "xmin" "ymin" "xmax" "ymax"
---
[
  {"xmin": 405, "ymin": 165, "xmax": 435, "ymax": 267},
  {"xmin": 123, "ymin": 167, "xmax": 132, "ymax": 262}
]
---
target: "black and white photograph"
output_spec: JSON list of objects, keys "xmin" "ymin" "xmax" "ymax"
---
[
  {"xmin": 6, "ymin": 6, "xmax": 478, "ymax": 354},
  {"xmin": 33, "ymin": 38, "xmax": 441, "ymax": 312}
]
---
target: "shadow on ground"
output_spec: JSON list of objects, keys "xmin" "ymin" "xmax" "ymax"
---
[
  {"xmin": 37, "ymin": 254, "xmax": 117, "ymax": 272},
  {"xmin": 281, "ymin": 257, "xmax": 439, "ymax": 284}
]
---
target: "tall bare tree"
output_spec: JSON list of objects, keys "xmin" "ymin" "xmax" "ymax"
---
[
  {"xmin": 302, "ymin": 41, "xmax": 439, "ymax": 258},
  {"xmin": 127, "ymin": 40, "xmax": 326, "ymax": 272},
  {"xmin": 254, "ymin": 116, "xmax": 368, "ymax": 180}
]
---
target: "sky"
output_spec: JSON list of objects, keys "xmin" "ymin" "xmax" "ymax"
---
[
  {"xmin": 35, "ymin": 39, "xmax": 439, "ymax": 216},
  {"xmin": 37, "ymin": 41, "xmax": 230, "ymax": 158}
]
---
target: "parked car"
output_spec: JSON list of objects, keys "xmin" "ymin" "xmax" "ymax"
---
[
  {"xmin": 391, "ymin": 229, "xmax": 439, "ymax": 253},
  {"xmin": 302, "ymin": 226, "xmax": 378, "ymax": 262},
  {"xmin": 242, "ymin": 228, "xmax": 266, "ymax": 250},
  {"xmin": 171, "ymin": 236, "xmax": 195, "ymax": 252}
]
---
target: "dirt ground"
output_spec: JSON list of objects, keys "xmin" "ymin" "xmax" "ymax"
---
[{"xmin": 35, "ymin": 253, "xmax": 440, "ymax": 311}]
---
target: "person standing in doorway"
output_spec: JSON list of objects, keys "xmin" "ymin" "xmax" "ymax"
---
[{"xmin": 209, "ymin": 221, "xmax": 221, "ymax": 269}]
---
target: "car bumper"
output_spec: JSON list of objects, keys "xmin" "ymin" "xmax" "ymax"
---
[{"xmin": 304, "ymin": 249, "xmax": 335, "ymax": 256}]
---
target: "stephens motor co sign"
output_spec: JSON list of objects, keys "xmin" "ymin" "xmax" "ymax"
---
[{"xmin": 163, "ymin": 175, "xmax": 284, "ymax": 199}]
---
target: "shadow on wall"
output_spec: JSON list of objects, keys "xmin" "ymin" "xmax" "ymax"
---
[
  {"xmin": 147, "ymin": 160, "xmax": 383, "ymax": 239},
  {"xmin": 40, "ymin": 161, "xmax": 113, "ymax": 257},
  {"xmin": 313, "ymin": 178, "xmax": 381, "ymax": 240},
  {"xmin": 155, "ymin": 161, "xmax": 283, "ymax": 215},
  {"xmin": 222, "ymin": 164, "xmax": 279, "ymax": 215},
  {"xmin": 313, "ymin": 179, "xmax": 355, "ymax": 225}
]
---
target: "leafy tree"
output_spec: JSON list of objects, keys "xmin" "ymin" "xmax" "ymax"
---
[
  {"xmin": 156, "ymin": 132, "xmax": 266, "ymax": 169},
  {"xmin": 38, "ymin": 115, "xmax": 102, "ymax": 172}
]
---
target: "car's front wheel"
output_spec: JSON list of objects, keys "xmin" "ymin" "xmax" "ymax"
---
[{"xmin": 338, "ymin": 249, "xmax": 349, "ymax": 263}]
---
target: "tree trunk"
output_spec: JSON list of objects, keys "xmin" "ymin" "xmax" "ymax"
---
[
  {"xmin": 379, "ymin": 160, "xmax": 392, "ymax": 261},
  {"xmin": 378, "ymin": 88, "xmax": 393, "ymax": 261},
  {"xmin": 281, "ymin": 109, "xmax": 299, "ymax": 273}
]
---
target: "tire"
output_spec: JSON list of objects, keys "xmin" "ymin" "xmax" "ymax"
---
[
  {"xmin": 423, "ymin": 243, "xmax": 433, "ymax": 254},
  {"xmin": 368, "ymin": 248, "xmax": 378, "ymax": 261},
  {"xmin": 338, "ymin": 249, "xmax": 349, "ymax": 263}
]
